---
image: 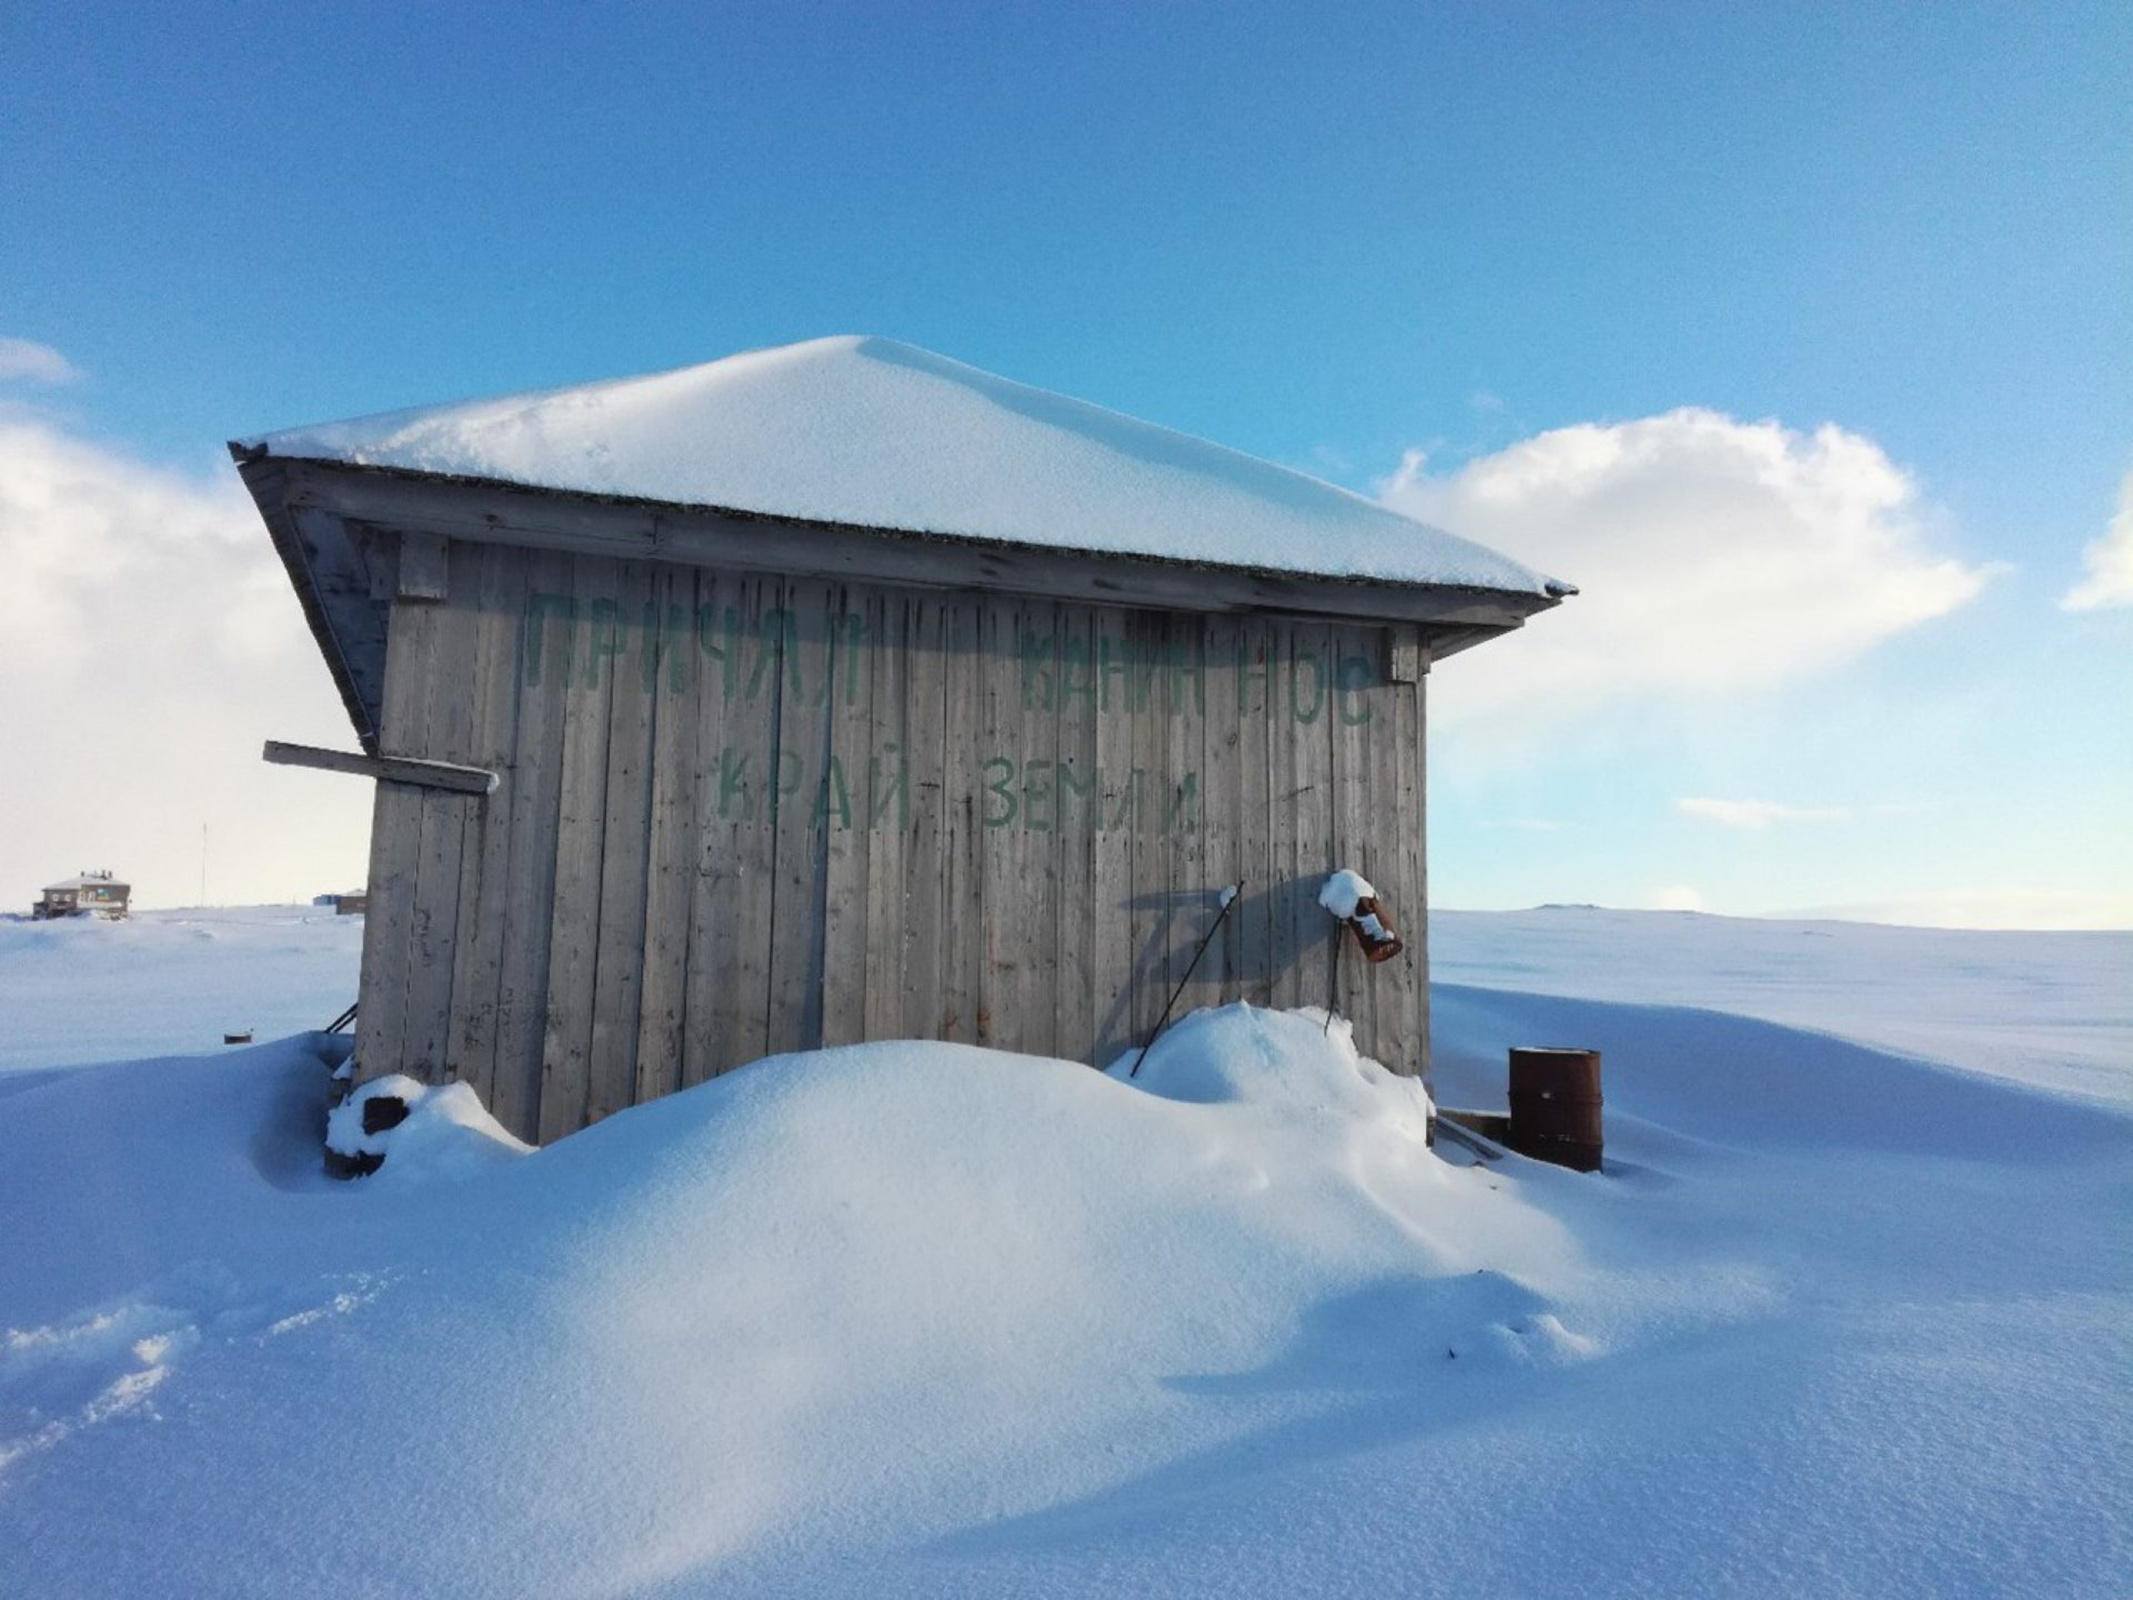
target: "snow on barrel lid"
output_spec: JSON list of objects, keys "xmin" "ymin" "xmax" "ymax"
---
[{"xmin": 240, "ymin": 336, "xmax": 1570, "ymax": 597}]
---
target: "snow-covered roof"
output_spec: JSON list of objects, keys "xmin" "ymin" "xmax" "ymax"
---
[
  {"xmin": 42, "ymin": 875, "xmax": 128, "ymax": 892},
  {"xmin": 240, "ymin": 336, "xmax": 1570, "ymax": 599}
]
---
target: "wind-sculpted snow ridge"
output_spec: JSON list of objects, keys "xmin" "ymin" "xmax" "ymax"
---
[{"xmin": 1, "ymin": 933, "xmax": 2128, "ymax": 1597}]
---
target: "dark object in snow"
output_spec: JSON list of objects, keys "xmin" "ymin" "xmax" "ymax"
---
[
  {"xmin": 1129, "ymin": 882, "xmax": 1246, "ymax": 1078},
  {"xmin": 325, "ymin": 1001, "xmax": 358, "ymax": 1035},
  {"xmin": 324, "ymin": 1147, "xmax": 383, "ymax": 1179},
  {"xmin": 224, "ymin": 1031, "xmax": 253, "ymax": 1045},
  {"xmin": 323, "ymin": 1086, "xmax": 411, "ymax": 1179},
  {"xmin": 1507, "ymin": 1047, "xmax": 1603, "ymax": 1173},
  {"xmin": 362, "ymin": 1094, "xmax": 411, "ymax": 1136}
]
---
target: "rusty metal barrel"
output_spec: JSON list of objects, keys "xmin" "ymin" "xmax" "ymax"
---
[{"xmin": 1507, "ymin": 1047, "xmax": 1603, "ymax": 1172}]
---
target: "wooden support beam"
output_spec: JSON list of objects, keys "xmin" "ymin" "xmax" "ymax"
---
[{"xmin": 263, "ymin": 739, "xmax": 499, "ymax": 795}]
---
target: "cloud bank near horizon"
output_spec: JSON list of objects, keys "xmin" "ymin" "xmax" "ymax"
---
[
  {"xmin": 1381, "ymin": 408, "xmax": 1991, "ymax": 725},
  {"xmin": 0, "ymin": 411, "xmax": 368, "ymax": 908}
]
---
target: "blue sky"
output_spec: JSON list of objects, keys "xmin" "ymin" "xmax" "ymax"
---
[{"xmin": 3, "ymin": 0, "xmax": 2128, "ymax": 924}]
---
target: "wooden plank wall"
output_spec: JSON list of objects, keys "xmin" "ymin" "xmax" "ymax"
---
[{"xmin": 356, "ymin": 541, "xmax": 1431, "ymax": 1144}]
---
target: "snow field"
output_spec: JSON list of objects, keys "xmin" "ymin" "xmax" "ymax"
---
[{"xmin": 0, "ymin": 907, "xmax": 2126, "ymax": 1597}]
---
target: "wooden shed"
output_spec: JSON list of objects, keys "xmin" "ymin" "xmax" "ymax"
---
[{"xmin": 233, "ymin": 337, "xmax": 1569, "ymax": 1145}]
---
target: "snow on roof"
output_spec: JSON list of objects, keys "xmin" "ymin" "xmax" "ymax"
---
[{"xmin": 242, "ymin": 336, "xmax": 1570, "ymax": 598}]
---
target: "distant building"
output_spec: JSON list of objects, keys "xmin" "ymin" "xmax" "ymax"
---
[
  {"xmin": 236, "ymin": 337, "xmax": 1572, "ymax": 1144},
  {"xmin": 314, "ymin": 890, "xmax": 370, "ymax": 915},
  {"xmin": 35, "ymin": 871, "xmax": 131, "ymax": 920}
]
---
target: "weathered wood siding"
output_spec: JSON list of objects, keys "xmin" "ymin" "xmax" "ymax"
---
[{"xmin": 355, "ymin": 540, "xmax": 1430, "ymax": 1143}]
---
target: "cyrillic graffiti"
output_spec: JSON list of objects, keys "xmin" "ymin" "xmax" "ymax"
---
[
  {"xmin": 522, "ymin": 595, "xmax": 1377, "ymax": 729},
  {"xmin": 519, "ymin": 595, "xmax": 1376, "ymax": 840},
  {"xmin": 692, "ymin": 742, "xmax": 1197, "ymax": 838}
]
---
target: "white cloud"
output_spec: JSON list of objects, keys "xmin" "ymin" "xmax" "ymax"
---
[
  {"xmin": 0, "ymin": 337, "xmax": 79, "ymax": 385},
  {"xmin": 0, "ymin": 416, "xmax": 369, "ymax": 908},
  {"xmin": 1650, "ymin": 886, "xmax": 1706, "ymax": 912},
  {"xmin": 1382, "ymin": 409, "xmax": 1990, "ymax": 725},
  {"xmin": 1678, "ymin": 797, "xmax": 1852, "ymax": 830},
  {"xmin": 2060, "ymin": 467, "xmax": 2133, "ymax": 612}
]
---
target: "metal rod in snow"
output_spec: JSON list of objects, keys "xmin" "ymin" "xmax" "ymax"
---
[{"xmin": 1128, "ymin": 881, "xmax": 1246, "ymax": 1079}]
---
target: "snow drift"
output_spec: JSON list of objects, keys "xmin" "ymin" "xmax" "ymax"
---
[{"xmin": 1, "ymin": 909, "xmax": 2127, "ymax": 1597}]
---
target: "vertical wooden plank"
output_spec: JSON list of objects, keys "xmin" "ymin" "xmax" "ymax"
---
[
  {"xmin": 1377, "ymin": 671, "xmax": 1426, "ymax": 1080},
  {"xmin": 584, "ymin": 560, "xmax": 659, "ymax": 1125},
  {"xmin": 858, "ymin": 589, "xmax": 910, "ymax": 1041},
  {"xmin": 1412, "ymin": 655, "xmax": 1433, "ymax": 1095},
  {"xmin": 351, "ymin": 594, "xmax": 440, "ymax": 1086},
  {"xmin": 765, "ymin": 579, "xmax": 835, "ymax": 1057},
  {"xmin": 444, "ymin": 542, "xmax": 530, "ymax": 1111},
  {"xmin": 897, "ymin": 592, "xmax": 949, "ymax": 1045},
  {"xmin": 974, "ymin": 597, "xmax": 1018, "ymax": 1049},
  {"xmin": 538, "ymin": 554, "xmax": 621, "ymax": 1142},
  {"xmin": 1194, "ymin": 612, "xmax": 1241, "ymax": 1009},
  {"xmin": 1234, "ymin": 615, "xmax": 1276, "ymax": 1007},
  {"xmin": 679, "ymin": 568, "xmax": 740, "ymax": 1085},
  {"xmin": 1124, "ymin": 608, "xmax": 1172, "ymax": 1052},
  {"xmin": 1085, "ymin": 605, "xmax": 1137, "ymax": 1066},
  {"xmin": 821, "ymin": 586, "xmax": 875, "ymax": 1047},
  {"xmin": 398, "ymin": 544, "xmax": 487, "ymax": 1081},
  {"xmin": 1275, "ymin": 618, "xmax": 1337, "ymax": 1014},
  {"xmin": 634, "ymin": 563, "xmax": 701, "ymax": 1104},
  {"xmin": 487, "ymin": 548, "xmax": 573, "ymax": 1143},
  {"xmin": 1050, "ymin": 600, "xmax": 1099, "ymax": 1061},
  {"xmin": 1171, "ymin": 612, "xmax": 1224, "ymax": 1020},
  {"xmin": 935, "ymin": 595, "xmax": 984, "ymax": 1042},
  {"xmin": 1011, "ymin": 599, "xmax": 1063, "ymax": 1059},
  {"xmin": 1328, "ymin": 620, "xmax": 1378, "ymax": 1058},
  {"xmin": 709, "ymin": 573, "xmax": 784, "ymax": 1074}
]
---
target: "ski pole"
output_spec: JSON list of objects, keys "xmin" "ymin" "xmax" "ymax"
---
[{"xmin": 1129, "ymin": 881, "xmax": 1246, "ymax": 1078}]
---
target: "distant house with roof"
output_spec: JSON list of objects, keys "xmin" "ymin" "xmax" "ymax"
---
[
  {"xmin": 233, "ymin": 336, "xmax": 1571, "ymax": 1145},
  {"xmin": 35, "ymin": 871, "xmax": 131, "ymax": 920}
]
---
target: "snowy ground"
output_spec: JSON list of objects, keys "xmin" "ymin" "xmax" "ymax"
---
[
  {"xmin": 0, "ymin": 906, "xmax": 361, "ymax": 1080},
  {"xmin": 2, "ymin": 907, "xmax": 2127, "ymax": 1598}
]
